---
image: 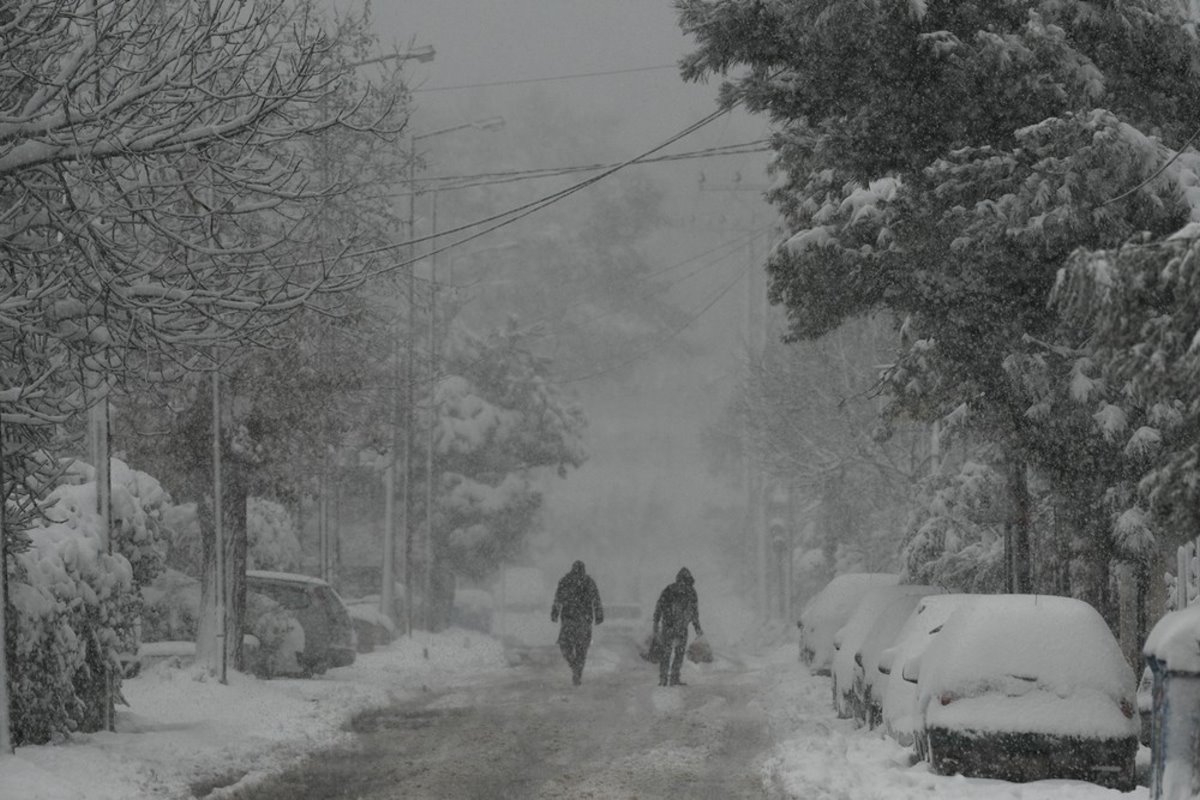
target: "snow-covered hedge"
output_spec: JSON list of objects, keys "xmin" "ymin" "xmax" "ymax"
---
[{"xmin": 7, "ymin": 458, "xmax": 169, "ymax": 745}]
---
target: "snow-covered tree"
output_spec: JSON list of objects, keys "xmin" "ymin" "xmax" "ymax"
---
[
  {"xmin": 678, "ymin": 0, "xmax": 1200, "ymax": 605},
  {"xmin": 2, "ymin": 0, "xmax": 417, "ymax": 680},
  {"xmin": 705, "ymin": 315, "xmax": 926, "ymax": 587},
  {"xmin": 421, "ymin": 320, "xmax": 587, "ymax": 629}
]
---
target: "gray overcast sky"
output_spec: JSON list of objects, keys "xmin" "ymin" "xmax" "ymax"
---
[
  {"xmin": 336, "ymin": 0, "xmax": 774, "ymax": 584},
  {"xmin": 355, "ymin": 0, "xmax": 748, "ymax": 145}
]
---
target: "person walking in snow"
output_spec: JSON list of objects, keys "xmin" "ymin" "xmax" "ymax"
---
[
  {"xmin": 551, "ymin": 560, "xmax": 604, "ymax": 685},
  {"xmin": 653, "ymin": 567, "xmax": 704, "ymax": 686}
]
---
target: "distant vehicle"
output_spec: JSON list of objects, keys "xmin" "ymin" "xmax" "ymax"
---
[
  {"xmin": 878, "ymin": 594, "xmax": 976, "ymax": 750},
  {"xmin": 246, "ymin": 570, "xmax": 357, "ymax": 676},
  {"xmin": 910, "ymin": 594, "xmax": 1138, "ymax": 790},
  {"xmin": 798, "ymin": 573, "xmax": 898, "ymax": 675},
  {"xmin": 830, "ymin": 584, "xmax": 940, "ymax": 720}
]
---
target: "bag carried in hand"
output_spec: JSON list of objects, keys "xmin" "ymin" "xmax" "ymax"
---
[
  {"xmin": 640, "ymin": 633, "xmax": 665, "ymax": 664},
  {"xmin": 687, "ymin": 636, "xmax": 713, "ymax": 664}
]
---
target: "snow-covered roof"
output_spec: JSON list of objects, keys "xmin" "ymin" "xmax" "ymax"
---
[
  {"xmin": 880, "ymin": 594, "xmax": 977, "ymax": 737},
  {"xmin": 857, "ymin": 590, "xmax": 946, "ymax": 694},
  {"xmin": 832, "ymin": 585, "xmax": 941, "ymax": 696},
  {"xmin": 799, "ymin": 573, "xmax": 898, "ymax": 673},
  {"xmin": 1144, "ymin": 604, "xmax": 1200, "ymax": 673},
  {"xmin": 918, "ymin": 594, "xmax": 1136, "ymax": 738}
]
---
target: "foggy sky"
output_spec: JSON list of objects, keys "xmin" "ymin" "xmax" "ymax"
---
[{"xmin": 343, "ymin": 0, "xmax": 775, "ymax": 595}]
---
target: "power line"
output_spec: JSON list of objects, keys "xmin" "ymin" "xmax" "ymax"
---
[
  {"xmin": 549, "ymin": 254, "xmax": 756, "ymax": 385},
  {"xmin": 345, "ymin": 105, "xmax": 740, "ymax": 282},
  {"xmin": 506, "ymin": 224, "xmax": 774, "ymax": 342},
  {"xmin": 347, "ymin": 142, "xmax": 770, "ymax": 204},
  {"xmin": 419, "ymin": 143, "xmax": 772, "ymax": 193},
  {"xmin": 413, "ymin": 63, "xmax": 679, "ymax": 93}
]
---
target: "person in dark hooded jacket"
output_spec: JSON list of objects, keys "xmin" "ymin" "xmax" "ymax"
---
[
  {"xmin": 653, "ymin": 567, "xmax": 703, "ymax": 686},
  {"xmin": 551, "ymin": 560, "xmax": 604, "ymax": 685}
]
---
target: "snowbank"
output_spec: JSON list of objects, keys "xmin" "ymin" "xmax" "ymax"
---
[{"xmin": 0, "ymin": 628, "xmax": 506, "ymax": 800}]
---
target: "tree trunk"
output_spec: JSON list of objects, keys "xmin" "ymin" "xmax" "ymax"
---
[
  {"xmin": 195, "ymin": 496, "xmax": 219, "ymax": 671},
  {"xmin": 224, "ymin": 462, "xmax": 248, "ymax": 672},
  {"xmin": 1005, "ymin": 458, "xmax": 1032, "ymax": 593},
  {"xmin": 428, "ymin": 526, "xmax": 454, "ymax": 632}
]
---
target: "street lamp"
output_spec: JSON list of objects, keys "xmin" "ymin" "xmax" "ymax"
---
[
  {"xmin": 398, "ymin": 115, "xmax": 505, "ymax": 636},
  {"xmin": 360, "ymin": 43, "xmax": 434, "ymax": 631}
]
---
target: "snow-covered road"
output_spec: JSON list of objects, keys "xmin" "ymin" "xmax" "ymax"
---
[{"xmin": 0, "ymin": 628, "xmax": 1149, "ymax": 799}]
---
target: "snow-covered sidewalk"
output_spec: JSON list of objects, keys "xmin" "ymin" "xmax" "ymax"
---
[
  {"xmin": 755, "ymin": 644, "xmax": 1148, "ymax": 800},
  {"xmin": 1, "ymin": 629, "xmax": 508, "ymax": 800}
]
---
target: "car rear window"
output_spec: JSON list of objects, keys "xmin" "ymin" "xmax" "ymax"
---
[{"xmin": 251, "ymin": 582, "xmax": 311, "ymax": 610}]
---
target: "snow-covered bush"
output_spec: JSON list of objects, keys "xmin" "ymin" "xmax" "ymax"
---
[
  {"xmin": 58, "ymin": 458, "xmax": 170, "ymax": 586},
  {"xmin": 243, "ymin": 592, "xmax": 300, "ymax": 679},
  {"xmin": 7, "ymin": 458, "xmax": 170, "ymax": 744},
  {"xmin": 247, "ymin": 497, "xmax": 301, "ymax": 572},
  {"xmin": 140, "ymin": 569, "xmax": 202, "ymax": 642}
]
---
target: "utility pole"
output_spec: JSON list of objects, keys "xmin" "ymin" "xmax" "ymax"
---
[
  {"xmin": 0, "ymin": 417, "xmax": 11, "ymax": 754},
  {"xmin": 317, "ymin": 43, "xmax": 438, "ymax": 630},
  {"xmin": 211, "ymin": 370, "xmax": 227, "ymax": 684},
  {"xmin": 425, "ymin": 190, "xmax": 438, "ymax": 632},
  {"xmin": 401, "ymin": 115, "xmax": 504, "ymax": 634},
  {"xmin": 699, "ymin": 172, "xmax": 772, "ymax": 618},
  {"xmin": 403, "ymin": 136, "xmax": 418, "ymax": 636},
  {"xmin": 88, "ymin": 386, "xmax": 115, "ymax": 727}
]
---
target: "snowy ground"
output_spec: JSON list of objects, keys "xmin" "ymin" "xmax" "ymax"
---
[
  {"xmin": 1, "ymin": 629, "xmax": 1149, "ymax": 800},
  {"xmin": 1, "ymin": 630, "xmax": 509, "ymax": 800}
]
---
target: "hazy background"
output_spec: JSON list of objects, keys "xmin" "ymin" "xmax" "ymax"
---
[{"xmin": 334, "ymin": 0, "xmax": 778, "ymax": 633}]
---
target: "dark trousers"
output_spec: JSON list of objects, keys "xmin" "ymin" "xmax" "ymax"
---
[
  {"xmin": 659, "ymin": 633, "xmax": 688, "ymax": 685},
  {"xmin": 558, "ymin": 619, "xmax": 591, "ymax": 684}
]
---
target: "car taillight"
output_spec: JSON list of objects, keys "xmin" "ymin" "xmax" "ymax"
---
[
  {"xmin": 1120, "ymin": 698, "xmax": 1134, "ymax": 719},
  {"xmin": 939, "ymin": 692, "xmax": 956, "ymax": 706}
]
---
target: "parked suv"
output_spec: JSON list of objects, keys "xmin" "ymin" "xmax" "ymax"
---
[{"xmin": 247, "ymin": 571, "xmax": 357, "ymax": 675}]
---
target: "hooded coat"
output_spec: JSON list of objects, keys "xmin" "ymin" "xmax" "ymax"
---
[
  {"xmin": 653, "ymin": 567, "xmax": 702, "ymax": 642},
  {"xmin": 551, "ymin": 561, "xmax": 603, "ymax": 646}
]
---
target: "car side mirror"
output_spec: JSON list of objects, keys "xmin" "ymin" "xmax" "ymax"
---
[{"xmin": 878, "ymin": 647, "xmax": 895, "ymax": 676}]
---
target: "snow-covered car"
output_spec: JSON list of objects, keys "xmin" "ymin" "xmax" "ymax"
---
[
  {"xmin": 798, "ymin": 573, "xmax": 898, "ymax": 675},
  {"xmin": 830, "ymin": 584, "xmax": 940, "ymax": 720},
  {"xmin": 1136, "ymin": 665, "xmax": 1153, "ymax": 747},
  {"xmin": 343, "ymin": 597, "xmax": 397, "ymax": 652},
  {"xmin": 878, "ymin": 594, "xmax": 976, "ymax": 748},
  {"xmin": 247, "ymin": 570, "xmax": 357, "ymax": 675},
  {"xmin": 911, "ymin": 594, "xmax": 1138, "ymax": 790},
  {"xmin": 850, "ymin": 587, "xmax": 945, "ymax": 728}
]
